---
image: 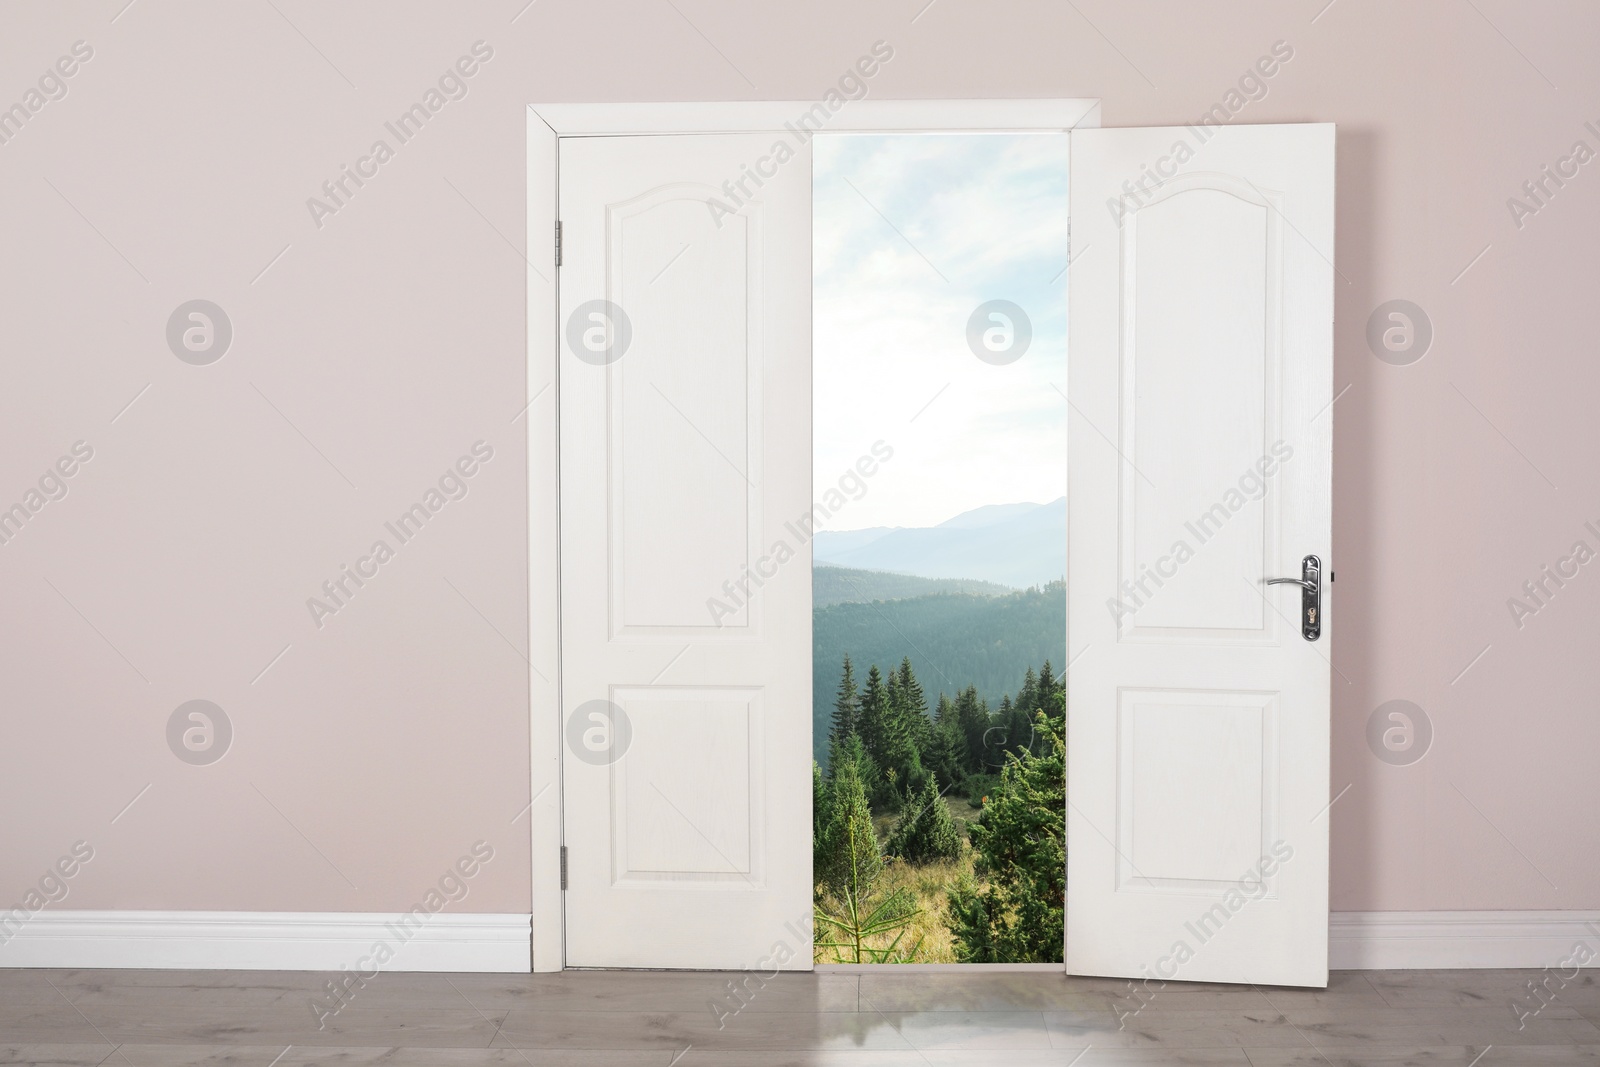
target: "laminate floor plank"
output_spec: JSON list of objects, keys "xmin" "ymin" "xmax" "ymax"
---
[{"xmin": 0, "ymin": 968, "xmax": 1582, "ymax": 1066}]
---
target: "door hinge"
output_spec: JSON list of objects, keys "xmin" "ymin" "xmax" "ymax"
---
[
  {"xmin": 554, "ymin": 221, "xmax": 562, "ymax": 267},
  {"xmin": 559, "ymin": 845, "xmax": 568, "ymax": 890}
]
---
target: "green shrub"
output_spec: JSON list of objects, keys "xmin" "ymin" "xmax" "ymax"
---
[
  {"xmin": 885, "ymin": 775, "xmax": 963, "ymax": 864},
  {"xmin": 958, "ymin": 772, "xmax": 1001, "ymax": 805},
  {"xmin": 946, "ymin": 702, "xmax": 1065, "ymax": 963}
]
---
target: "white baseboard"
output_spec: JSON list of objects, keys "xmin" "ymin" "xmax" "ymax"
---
[
  {"xmin": 1331, "ymin": 911, "xmax": 1600, "ymax": 970},
  {"xmin": 0, "ymin": 910, "xmax": 1589, "ymax": 973},
  {"xmin": 0, "ymin": 911, "xmax": 531, "ymax": 971}
]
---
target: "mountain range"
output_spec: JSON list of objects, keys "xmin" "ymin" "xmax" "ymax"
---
[{"xmin": 813, "ymin": 498, "xmax": 1065, "ymax": 590}]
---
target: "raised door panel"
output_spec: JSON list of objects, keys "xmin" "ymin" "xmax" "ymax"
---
[
  {"xmin": 608, "ymin": 186, "xmax": 761, "ymax": 635},
  {"xmin": 1119, "ymin": 175, "xmax": 1283, "ymax": 641}
]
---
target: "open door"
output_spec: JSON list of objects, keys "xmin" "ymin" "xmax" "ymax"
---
[
  {"xmin": 558, "ymin": 133, "xmax": 813, "ymax": 969},
  {"xmin": 1066, "ymin": 124, "xmax": 1334, "ymax": 987}
]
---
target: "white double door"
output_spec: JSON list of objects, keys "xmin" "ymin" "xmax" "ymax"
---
[{"xmin": 556, "ymin": 123, "xmax": 1334, "ymax": 985}]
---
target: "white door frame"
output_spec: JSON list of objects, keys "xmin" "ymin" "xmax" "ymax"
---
[{"xmin": 526, "ymin": 98, "xmax": 1100, "ymax": 972}]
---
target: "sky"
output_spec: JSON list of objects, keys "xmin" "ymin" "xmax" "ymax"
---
[{"xmin": 813, "ymin": 133, "xmax": 1069, "ymax": 531}]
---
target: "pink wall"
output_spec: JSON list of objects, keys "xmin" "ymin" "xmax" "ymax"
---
[{"xmin": 1, "ymin": 0, "xmax": 1595, "ymax": 916}]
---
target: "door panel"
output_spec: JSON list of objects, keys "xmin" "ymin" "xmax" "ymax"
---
[
  {"xmin": 1068, "ymin": 124, "xmax": 1334, "ymax": 987},
  {"xmin": 1124, "ymin": 176, "xmax": 1275, "ymax": 637},
  {"xmin": 559, "ymin": 134, "xmax": 811, "ymax": 969},
  {"xmin": 608, "ymin": 185, "xmax": 759, "ymax": 633}
]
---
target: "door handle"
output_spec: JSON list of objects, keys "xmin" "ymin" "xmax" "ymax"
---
[{"xmin": 1267, "ymin": 554, "xmax": 1321, "ymax": 641}]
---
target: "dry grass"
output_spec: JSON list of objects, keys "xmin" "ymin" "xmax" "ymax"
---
[
  {"xmin": 873, "ymin": 852, "xmax": 974, "ymax": 963},
  {"xmin": 815, "ymin": 794, "xmax": 983, "ymax": 964}
]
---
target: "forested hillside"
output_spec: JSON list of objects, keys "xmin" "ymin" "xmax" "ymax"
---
[
  {"xmin": 813, "ymin": 564, "xmax": 1015, "ymax": 607},
  {"xmin": 812, "ymin": 579, "xmax": 1065, "ymax": 765}
]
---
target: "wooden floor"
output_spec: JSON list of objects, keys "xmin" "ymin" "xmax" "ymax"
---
[{"xmin": 2, "ymin": 967, "xmax": 1598, "ymax": 1065}]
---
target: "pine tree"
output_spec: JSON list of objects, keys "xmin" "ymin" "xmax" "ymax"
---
[
  {"xmin": 814, "ymin": 752, "xmax": 921, "ymax": 963},
  {"xmin": 885, "ymin": 658, "xmax": 927, "ymax": 793},
  {"xmin": 1016, "ymin": 666, "xmax": 1039, "ymax": 715},
  {"xmin": 885, "ymin": 717, "xmax": 924, "ymax": 798},
  {"xmin": 923, "ymin": 694, "xmax": 963, "ymax": 787},
  {"xmin": 1037, "ymin": 659, "xmax": 1058, "ymax": 702},
  {"xmin": 1034, "ymin": 660, "xmax": 1061, "ymax": 755},
  {"xmin": 831, "ymin": 655, "xmax": 860, "ymax": 746},
  {"xmin": 886, "ymin": 773, "xmax": 963, "ymax": 864},
  {"xmin": 946, "ymin": 695, "xmax": 1066, "ymax": 962},
  {"xmin": 954, "ymin": 686, "xmax": 990, "ymax": 775},
  {"xmin": 993, "ymin": 694, "xmax": 1016, "ymax": 765},
  {"xmin": 828, "ymin": 733, "xmax": 875, "ymax": 798},
  {"xmin": 1003, "ymin": 695, "xmax": 1035, "ymax": 762},
  {"xmin": 856, "ymin": 665, "xmax": 891, "ymax": 772},
  {"xmin": 815, "ymin": 753, "xmax": 881, "ymax": 898},
  {"xmin": 813, "ymin": 759, "xmax": 830, "ymax": 876},
  {"xmin": 885, "ymin": 668, "xmax": 905, "ymax": 734},
  {"xmin": 895, "ymin": 658, "xmax": 933, "ymax": 755}
]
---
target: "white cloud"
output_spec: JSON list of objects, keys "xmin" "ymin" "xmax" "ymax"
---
[{"xmin": 814, "ymin": 133, "xmax": 1070, "ymax": 529}]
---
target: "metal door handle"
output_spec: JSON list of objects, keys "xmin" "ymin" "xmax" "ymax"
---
[{"xmin": 1268, "ymin": 554, "xmax": 1321, "ymax": 641}]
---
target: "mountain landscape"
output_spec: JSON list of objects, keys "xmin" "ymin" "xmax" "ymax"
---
[
  {"xmin": 811, "ymin": 576, "xmax": 1065, "ymax": 765},
  {"xmin": 810, "ymin": 501, "xmax": 1067, "ymax": 766},
  {"xmin": 813, "ymin": 498, "xmax": 1065, "ymax": 590}
]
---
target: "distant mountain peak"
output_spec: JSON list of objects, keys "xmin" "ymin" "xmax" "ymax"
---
[{"xmin": 937, "ymin": 500, "xmax": 1050, "ymax": 530}]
